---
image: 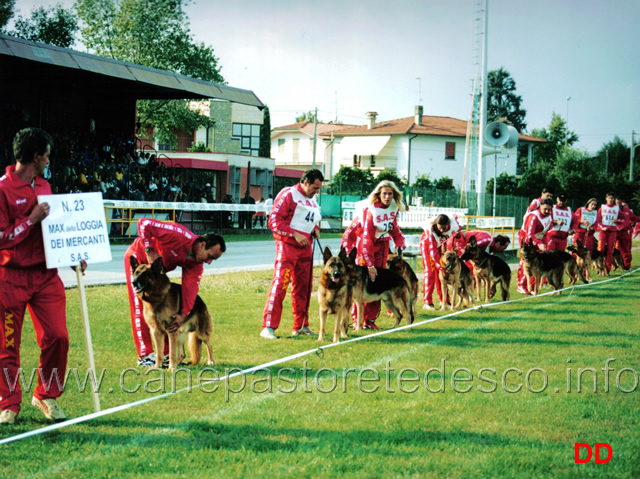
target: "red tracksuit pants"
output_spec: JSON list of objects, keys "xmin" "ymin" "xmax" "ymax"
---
[
  {"xmin": 598, "ymin": 230, "xmax": 618, "ymax": 272},
  {"xmin": 263, "ymin": 240, "xmax": 313, "ymax": 331},
  {"xmin": 124, "ymin": 247, "xmax": 168, "ymax": 359},
  {"xmin": 616, "ymin": 231, "xmax": 632, "ymax": 269},
  {"xmin": 0, "ymin": 267, "xmax": 68, "ymax": 413},
  {"xmin": 420, "ymin": 238, "xmax": 443, "ymax": 306},
  {"xmin": 574, "ymin": 230, "xmax": 595, "ymax": 255},
  {"xmin": 517, "ymin": 258, "xmax": 537, "ymax": 292}
]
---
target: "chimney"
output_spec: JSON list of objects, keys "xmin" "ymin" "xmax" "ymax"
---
[
  {"xmin": 366, "ymin": 111, "xmax": 378, "ymax": 129},
  {"xmin": 414, "ymin": 105, "xmax": 423, "ymax": 126}
]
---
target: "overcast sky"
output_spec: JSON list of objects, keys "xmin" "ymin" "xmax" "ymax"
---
[{"xmin": 11, "ymin": 0, "xmax": 640, "ymax": 154}]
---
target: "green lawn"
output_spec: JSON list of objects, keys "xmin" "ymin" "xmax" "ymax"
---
[{"xmin": 1, "ymin": 253, "xmax": 639, "ymax": 477}]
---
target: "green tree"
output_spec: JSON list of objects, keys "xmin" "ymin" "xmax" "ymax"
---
[
  {"xmin": 530, "ymin": 112, "xmax": 578, "ymax": 163},
  {"xmin": 376, "ymin": 169, "xmax": 406, "ymax": 189},
  {"xmin": 486, "ymin": 172, "xmax": 518, "ymax": 195},
  {"xmin": 75, "ymin": 0, "xmax": 224, "ymax": 148},
  {"xmin": 411, "ymin": 174, "xmax": 432, "ymax": 189},
  {"xmin": 0, "ymin": 0, "xmax": 15, "ymax": 31},
  {"xmin": 434, "ymin": 176, "xmax": 455, "ymax": 190},
  {"xmin": 487, "ymin": 67, "xmax": 527, "ymax": 133},
  {"xmin": 329, "ymin": 166, "xmax": 375, "ymax": 195},
  {"xmin": 295, "ymin": 111, "xmax": 317, "ymax": 123},
  {"xmin": 9, "ymin": 3, "xmax": 78, "ymax": 47},
  {"xmin": 259, "ymin": 105, "xmax": 271, "ymax": 158}
]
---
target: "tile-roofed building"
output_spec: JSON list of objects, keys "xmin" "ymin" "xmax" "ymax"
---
[{"xmin": 272, "ymin": 106, "xmax": 544, "ymax": 190}]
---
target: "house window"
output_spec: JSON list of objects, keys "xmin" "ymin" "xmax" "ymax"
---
[
  {"xmin": 470, "ymin": 179, "xmax": 476, "ymax": 191},
  {"xmin": 445, "ymin": 142, "xmax": 456, "ymax": 160},
  {"xmin": 353, "ymin": 154, "xmax": 361, "ymax": 168},
  {"xmin": 278, "ymin": 138, "xmax": 285, "ymax": 153},
  {"xmin": 370, "ymin": 155, "xmax": 376, "ymax": 167},
  {"xmin": 232, "ymin": 122, "xmax": 261, "ymax": 156}
]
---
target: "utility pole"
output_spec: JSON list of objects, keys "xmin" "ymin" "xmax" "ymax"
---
[
  {"xmin": 312, "ymin": 107, "xmax": 318, "ymax": 169},
  {"xmin": 476, "ymin": 0, "xmax": 489, "ymax": 216},
  {"xmin": 631, "ymin": 130, "xmax": 635, "ymax": 182}
]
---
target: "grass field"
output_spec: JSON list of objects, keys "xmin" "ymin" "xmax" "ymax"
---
[{"xmin": 1, "ymin": 250, "xmax": 639, "ymax": 478}]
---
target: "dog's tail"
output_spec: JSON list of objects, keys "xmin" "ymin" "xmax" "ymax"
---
[
  {"xmin": 188, "ymin": 333, "xmax": 202, "ymax": 365},
  {"xmin": 408, "ymin": 291, "xmax": 415, "ymax": 325}
]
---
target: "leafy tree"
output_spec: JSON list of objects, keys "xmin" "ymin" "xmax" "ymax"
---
[
  {"xmin": 411, "ymin": 174, "xmax": 432, "ymax": 189},
  {"xmin": 75, "ymin": 0, "xmax": 224, "ymax": 148},
  {"xmin": 434, "ymin": 176, "xmax": 455, "ymax": 190},
  {"xmin": 530, "ymin": 112, "xmax": 578, "ymax": 164},
  {"xmin": 486, "ymin": 172, "xmax": 519, "ymax": 195},
  {"xmin": 0, "ymin": 0, "xmax": 15, "ymax": 31},
  {"xmin": 9, "ymin": 3, "xmax": 78, "ymax": 47},
  {"xmin": 259, "ymin": 105, "xmax": 271, "ymax": 158},
  {"xmin": 487, "ymin": 67, "xmax": 527, "ymax": 133},
  {"xmin": 295, "ymin": 111, "xmax": 317, "ymax": 123},
  {"xmin": 376, "ymin": 169, "xmax": 406, "ymax": 189},
  {"xmin": 329, "ymin": 166, "xmax": 374, "ymax": 195}
]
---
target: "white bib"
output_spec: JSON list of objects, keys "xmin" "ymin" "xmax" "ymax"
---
[
  {"xmin": 367, "ymin": 201, "xmax": 399, "ymax": 239},
  {"xmin": 552, "ymin": 206, "xmax": 572, "ymax": 232},
  {"xmin": 579, "ymin": 209, "xmax": 597, "ymax": 229},
  {"xmin": 530, "ymin": 210, "xmax": 553, "ymax": 239},
  {"xmin": 289, "ymin": 187, "xmax": 322, "ymax": 234},
  {"xmin": 428, "ymin": 214, "xmax": 460, "ymax": 246},
  {"xmin": 600, "ymin": 204, "xmax": 619, "ymax": 227}
]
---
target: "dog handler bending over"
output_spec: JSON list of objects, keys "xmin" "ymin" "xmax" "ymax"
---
[
  {"xmin": 261, "ymin": 169, "xmax": 324, "ymax": 339},
  {"xmin": 125, "ymin": 219, "xmax": 225, "ymax": 367},
  {"xmin": 0, "ymin": 128, "xmax": 86, "ymax": 425}
]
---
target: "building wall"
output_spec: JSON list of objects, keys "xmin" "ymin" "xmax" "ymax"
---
[
  {"xmin": 271, "ymin": 131, "xmax": 327, "ymax": 168},
  {"xmin": 209, "ymin": 100, "xmax": 241, "ymax": 154}
]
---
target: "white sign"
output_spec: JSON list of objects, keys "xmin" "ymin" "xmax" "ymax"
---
[{"xmin": 39, "ymin": 192, "xmax": 112, "ymax": 268}]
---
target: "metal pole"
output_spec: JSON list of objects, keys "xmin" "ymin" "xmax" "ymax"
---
[
  {"xmin": 312, "ymin": 107, "xmax": 318, "ymax": 169},
  {"xmin": 476, "ymin": 0, "xmax": 489, "ymax": 216},
  {"xmin": 492, "ymin": 153, "xmax": 497, "ymax": 217},
  {"xmin": 631, "ymin": 130, "xmax": 635, "ymax": 182}
]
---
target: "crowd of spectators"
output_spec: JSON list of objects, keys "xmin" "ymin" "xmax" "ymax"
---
[{"xmin": 0, "ymin": 131, "xmax": 216, "ymax": 204}]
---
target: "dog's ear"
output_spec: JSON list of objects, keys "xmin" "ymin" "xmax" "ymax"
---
[
  {"xmin": 468, "ymin": 235, "xmax": 477, "ymax": 247},
  {"xmin": 397, "ymin": 248, "xmax": 403, "ymax": 261},
  {"xmin": 323, "ymin": 246, "xmax": 333, "ymax": 264},
  {"xmin": 348, "ymin": 247, "xmax": 357, "ymax": 262},
  {"xmin": 151, "ymin": 257, "xmax": 164, "ymax": 275},
  {"xmin": 129, "ymin": 255, "xmax": 139, "ymax": 273},
  {"xmin": 338, "ymin": 247, "xmax": 347, "ymax": 262}
]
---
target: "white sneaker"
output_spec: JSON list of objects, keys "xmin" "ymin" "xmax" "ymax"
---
[
  {"xmin": 0, "ymin": 410, "xmax": 18, "ymax": 425},
  {"xmin": 137, "ymin": 352, "xmax": 157, "ymax": 367},
  {"xmin": 260, "ymin": 327, "xmax": 277, "ymax": 339},
  {"xmin": 292, "ymin": 326, "xmax": 317, "ymax": 337},
  {"xmin": 31, "ymin": 397, "xmax": 66, "ymax": 422},
  {"xmin": 422, "ymin": 303, "xmax": 435, "ymax": 310}
]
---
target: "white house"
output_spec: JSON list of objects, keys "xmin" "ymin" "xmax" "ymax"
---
[{"xmin": 272, "ymin": 106, "xmax": 544, "ymax": 190}]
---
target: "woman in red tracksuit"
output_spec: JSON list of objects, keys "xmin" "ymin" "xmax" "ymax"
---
[
  {"xmin": 572, "ymin": 198, "xmax": 598, "ymax": 254},
  {"xmin": 125, "ymin": 218, "xmax": 225, "ymax": 367},
  {"xmin": 420, "ymin": 214, "xmax": 461, "ymax": 309},
  {"xmin": 595, "ymin": 193, "xmax": 621, "ymax": 274},
  {"xmin": 351, "ymin": 180, "xmax": 406, "ymax": 330}
]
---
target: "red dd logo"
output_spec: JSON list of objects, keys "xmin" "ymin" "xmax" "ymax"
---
[{"xmin": 574, "ymin": 443, "xmax": 612, "ymax": 463}]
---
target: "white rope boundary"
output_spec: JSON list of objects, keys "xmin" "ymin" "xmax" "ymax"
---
[{"xmin": 1, "ymin": 267, "xmax": 638, "ymax": 446}]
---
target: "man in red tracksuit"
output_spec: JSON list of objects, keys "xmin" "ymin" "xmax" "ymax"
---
[
  {"xmin": 261, "ymin": 169, "xmax": 324, "ymax": 339},
  {"xmin": 125, "ymin": 219, "xmax": 225, "ymax": 366},
  {"xmin": 615, "ymin": 198, "xmax": 639, "ymax": 270},
  {"xmin": 0, "ymin": 128, "xmax": 86, "ymax": 425},
  {"xmin": 517, "ymin": 198, "xmax": 554, "ymax": 295},
  {"xmin": 596, "ymin": 193, "xmax": 621, "ymax": 274},
  {"xmin": 523, "ymin": 187, "xmax": 554, "ymax": 223},
  {"xmin": 545, "ymin": 193, "xmax": 574, "ymax": 252}
]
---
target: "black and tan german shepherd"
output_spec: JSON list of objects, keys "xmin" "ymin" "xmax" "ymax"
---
[
  {"xmin": 343, "ymin": 249, "xmax": 414, "ymax": 329},
  {"xmin": 130, "ymin": 256, "xmax": 215, "ymax": 370},
  {"xmin": 591, "ymin": 248, "xmax": 623, "ymax": 276},
  {"xmin": 387, "ymin": 248, "xmax": 419, "ymax": 317},
  {"xmin": 521, "ymin": 240, "xmax": 587, "ymax": 295},
  {"xmin": 567, "ymin": 239, "xmax": 592, "ymax": 282},
  {"xmin": 318, "ymin": 247, "xmax": 352, "ymax": 343},
  {"xmin": 438, "ymin": 250, "xmax": 476, "ymax": 310},
  {"xmin": 459, "ymin": 235, "xmax": 511, "ymax": 303}
]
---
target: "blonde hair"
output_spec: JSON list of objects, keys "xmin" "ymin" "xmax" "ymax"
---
[{"xmin": 368, "ymin": 180, "xmax": 405, "ymax": 211}]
